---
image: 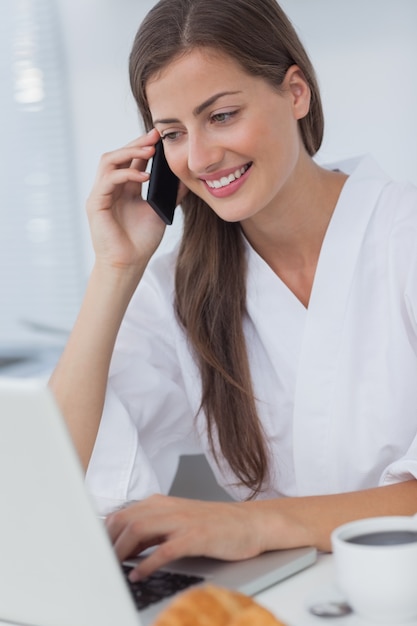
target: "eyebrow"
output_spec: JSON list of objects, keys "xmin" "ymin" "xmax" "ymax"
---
[{"xmin": 153, "ymin": 91, "xmax": 242, "ymax": 125}]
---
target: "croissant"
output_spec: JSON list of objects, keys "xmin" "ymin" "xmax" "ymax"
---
[{"xmin": 152, "ymin": 583, "xmax": 287, "ymax": 626}]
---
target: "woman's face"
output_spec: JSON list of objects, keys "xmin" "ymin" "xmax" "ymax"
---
[{"xmin": 146, "ymin": 48, "xmax": 311, "ymax": 224}]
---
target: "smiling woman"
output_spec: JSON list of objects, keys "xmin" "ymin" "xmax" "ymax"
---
[
  {"xmin": 49, "ymin": 0, "xmax": 417, "ymax": 586},
  {"xmin": 146, "ymin": 50, "xmax": 312, "ymax": 216}
]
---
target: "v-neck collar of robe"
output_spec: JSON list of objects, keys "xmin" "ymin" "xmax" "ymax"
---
[{"xmin": 245, "ymin": 155, "xmax": 391, "ymax": 493}]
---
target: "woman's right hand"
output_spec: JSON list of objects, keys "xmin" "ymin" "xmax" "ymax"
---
[
  {"xmin": 49, "ymin": 129, "xmax": 170, "ymax": 469},
  {"xmin": 86, "ymin": 128, "xmax": 167, "ymax": 274}
]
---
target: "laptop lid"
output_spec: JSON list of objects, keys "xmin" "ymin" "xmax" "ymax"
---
[
  {"xmin": 0, "ymin": 379, "xmax": 316, "ymax": 626},
  {"xmin": 0, "ymin": 378, "xmax": 139, "ymax": 626}
]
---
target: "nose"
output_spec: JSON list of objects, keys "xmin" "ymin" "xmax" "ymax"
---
[{"xmin": 187, "ymin": 132, "xmax": 224, "ymax": 175}]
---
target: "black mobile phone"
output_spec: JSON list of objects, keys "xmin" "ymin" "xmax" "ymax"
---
[{"xmin": 146, "ymin": 140, "xmax": 179, "ymax": 225}]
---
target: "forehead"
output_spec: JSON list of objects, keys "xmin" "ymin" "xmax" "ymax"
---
[{"xmin": 146, "ymin": 48, "xmax": 255, "ymax": 117}]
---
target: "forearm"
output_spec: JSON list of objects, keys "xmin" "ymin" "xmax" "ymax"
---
[
  {"xmin": 104, "ymin": 481, "xmax": 417, "ymax": 579},
  {"xmin": 251, "ymin": 479, "xmax": 417, "ymax": 553},
  {"xmin": 49, "ymin": 262, "xmax": 145, "ymax": 471}
]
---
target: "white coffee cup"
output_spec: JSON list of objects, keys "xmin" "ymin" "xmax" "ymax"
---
[{"xmin": 331, "ymin": 515, "xmax": 417, "ymax": 622}]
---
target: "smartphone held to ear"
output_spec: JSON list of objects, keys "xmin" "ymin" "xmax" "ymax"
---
[{"xmin": 146, "ymin": 140, "xmax": 179, "ymax": 225}]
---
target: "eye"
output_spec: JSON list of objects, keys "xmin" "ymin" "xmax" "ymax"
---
[
  {"xmin": 210, "ymin": 110, "xmax": 238, "ymax": 124},
  {"xmin": 160, "ymin": 130, "xmax": 183, "ymax": 142}
]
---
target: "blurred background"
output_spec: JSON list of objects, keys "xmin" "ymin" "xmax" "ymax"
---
[{"xmin": 1, "ymin": 0, "xmax": 417, "ymax": 376}]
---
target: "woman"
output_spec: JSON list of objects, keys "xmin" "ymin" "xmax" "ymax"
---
[{"xmin": 50, "ymin": 0, "xmax": 417, "ymax": 582}]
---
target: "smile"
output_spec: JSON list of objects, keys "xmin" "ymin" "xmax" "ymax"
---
[{"xmin": 205, "ymin": 164, "xmax": 251, "ymax": 189}]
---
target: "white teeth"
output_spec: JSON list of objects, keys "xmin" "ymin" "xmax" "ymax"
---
[{"xmin": 206, "ymin": 165, "xmax": 249, "ymax": 189}]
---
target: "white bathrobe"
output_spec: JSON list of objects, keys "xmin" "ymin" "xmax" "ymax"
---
[{"xmin": 86, "ymin": 155, "xmax": 417, "ymax": 513}]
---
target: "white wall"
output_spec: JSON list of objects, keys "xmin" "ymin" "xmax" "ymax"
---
[
  {"xmin": 280, "ymin": 0, "xmax": 417, "ymax": 179},
  {"xmin": 56, "ymin": 0, "xmax": 157, "ymax": 265},
  {"xmin": 60, "ymin": 0, "xmax": 417, "ymax": 270}
]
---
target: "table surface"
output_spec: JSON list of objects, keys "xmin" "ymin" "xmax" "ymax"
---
[
  {"xmin": 0, "ymin": 553, "xmax": 415, "ymax": 626},
  {"xmin": 256, "ymin": 553, "xmax": 417, "ymax": 626}
]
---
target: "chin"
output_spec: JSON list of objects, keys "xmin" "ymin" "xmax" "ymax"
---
[{"xmin": 205, "ymin": 199, "xmax": 258, "ymax": 223}]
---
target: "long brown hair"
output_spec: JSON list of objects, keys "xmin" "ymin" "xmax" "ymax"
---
[{"xmin": 129, "ymin": 0, "xmax": 324, "ymax": 497}]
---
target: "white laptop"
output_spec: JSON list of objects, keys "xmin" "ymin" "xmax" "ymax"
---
[{"xmin": 0, "ymin": 378, "xmax": 316, "ymax": 626}]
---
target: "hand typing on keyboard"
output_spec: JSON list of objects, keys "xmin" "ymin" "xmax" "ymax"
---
[{"xmin": 105, "ymin": 494, "xmax": 270, "ymax": 582}]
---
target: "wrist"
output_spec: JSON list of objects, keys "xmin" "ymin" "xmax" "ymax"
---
[
  {"xmin": 79, "ymin": 261, "xmax": 147, "ymax": 337},
  {"xmin": 242, "ymin": 498, "xmax": 317, "ymax": 553},
  {"xmin": 91, "ymin": 258, "xmax": 147, "ymax": 295}
]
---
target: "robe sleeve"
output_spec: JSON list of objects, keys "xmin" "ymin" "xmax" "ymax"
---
[
  {"xmin": 380, "ymin": 201, "xmax": 417, "ymax": 486},
  {"xmin": 85, "ymin": 250, "xmax": 201, "ymax": 515}
]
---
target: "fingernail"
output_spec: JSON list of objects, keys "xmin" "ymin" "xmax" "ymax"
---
[{"xmin": 129, "ymin": 570, "xmax": 141, "ymax": 583}]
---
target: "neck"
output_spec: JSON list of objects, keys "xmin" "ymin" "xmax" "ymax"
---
[{"xmin": 241, "ymin": 161, "xmax": 348, "ymax": 307}]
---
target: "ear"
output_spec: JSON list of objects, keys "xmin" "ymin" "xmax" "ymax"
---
[{"xmin": 284, "ymin": 65, "xmax": 311, "ymax": 120}]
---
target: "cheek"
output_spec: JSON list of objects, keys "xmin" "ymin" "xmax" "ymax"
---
[
  {"xmin": 263, "ymin": 118, "xmax": 301, "ymax": 165},
  {"xmin": 165, "ymin": 149, "xmax": 200, "ymax": 197},
  {"xmin": 232, "ymin": 117, "xmax": 289, "ymax": 161}
]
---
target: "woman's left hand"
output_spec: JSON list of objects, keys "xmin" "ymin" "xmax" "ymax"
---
[{"xmin": 104, "ymin": 494, "xmax": 265, "ymax": 581}]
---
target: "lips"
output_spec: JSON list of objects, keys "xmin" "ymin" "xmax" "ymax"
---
[{"xmin": 204, "ymin": 163, "xmax": 251, "ymax": 190}]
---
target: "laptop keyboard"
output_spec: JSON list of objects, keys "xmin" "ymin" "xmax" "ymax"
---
[{"xmin": 122, "ymin": 564, "xmax": 204, "ymax": 610}]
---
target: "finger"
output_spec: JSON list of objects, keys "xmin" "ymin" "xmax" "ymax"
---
[
  {"xmin": 111, "ymin": 521, "xmax": 165, "ymax": 563},
  {"xmin": 86, "ymin": 170, "xmax": 150, "ymax": 215},
  {"xmin": 105, "ymin": 507, "xmax": 155, "ymax": 558},
  {"xmin": 106, "ymin": 500, "xmax": 180, "ymax": 563},
  {"xmin": 113, "ymin": 128, "xmax": 161, "ymax": 170},
  {"xmin": 96, "ymin": 129, "xmax": 160, "ymax": 176},
  {"xmin": 105, "ymin": 508, "xmax": 134, "ymax": 544},
  {"xmin": 94, "ymin": 128, "xmax": 160, "ymax": 179},
  {"xmin": 128, "ymin": 536, "xmax": 193, "ymax": 582},
  {"xmin": 125, "ymin": 128, "xmax": 162, "ymax": 171},
  {"xmin": 96, "ymin": 145, "xmax": 155, "ymax": 178},
  {"xmin": 124, "ymin": 127, "xmax": 160, "ymax": 149},
  {"xmin": 98, "ymin": 167, "xmax": 150, "ymax": 198}
]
